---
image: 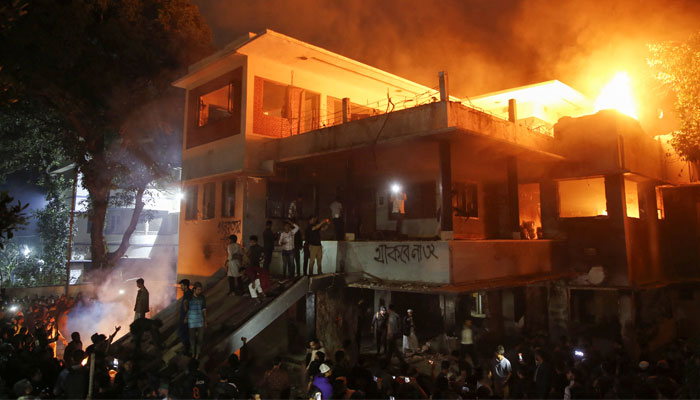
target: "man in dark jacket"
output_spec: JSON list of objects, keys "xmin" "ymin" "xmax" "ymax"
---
[
  {"xmin": 134, "ymin": 278, "xmax": 149, "ymax": 320},
  {"xmin": 371, "ymin": 306, "xmax": 387, "ymax": 356},
  {"xmin": 533, "ymin": 349, "xmax": 552, "ymax": 399}
]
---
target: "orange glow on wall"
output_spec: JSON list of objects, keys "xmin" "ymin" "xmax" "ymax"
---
[{"xmin": 594, "ymin": 72, "xmax": 638, "ymax": 119}]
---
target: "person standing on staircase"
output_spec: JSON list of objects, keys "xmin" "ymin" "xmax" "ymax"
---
[
  {"xmin": 134, "ymin": 278, "xmax": 149, "ymax": 320},
  {"xmin": 227, "ymin": 235, "xmax": 243, "ymax": 295},
  {"xmin": 178, "ymin": 279, "xmax": 192, "ymax": 356},
  {"xmin": 184, "ymin": 282, "xmax": 207, "ymax": 359}
]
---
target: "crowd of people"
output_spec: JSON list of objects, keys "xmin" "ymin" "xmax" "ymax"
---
[{"xmin": 0, "ymin": 282, "xmax": 698, "ymax": 399}]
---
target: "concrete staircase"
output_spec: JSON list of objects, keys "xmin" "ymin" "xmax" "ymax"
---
[{"xmin": 112, "ymin": 270, "xmax": 310, "ymax": 373}]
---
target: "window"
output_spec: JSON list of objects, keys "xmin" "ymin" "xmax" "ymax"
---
[
  {"xmin": 389, "ymin": 182, "xmax": 436, "ymax": 219},
  {"xmin": 222, "ymin": 179, "xmax": 236, "ymax": 218},
  {"xmin": 519, "ymin": 183, "xmax": 541, "ymax": 238},
  {"xmin": 453, "ymin": 182, "xmax": 479, "ymax": 218},
  {"xmin": 105, "ymin": 213, "xmax": 122, "ymax": 234},
  {"xmin": 198, "ymin": 84, "xmax": 234, "ymax": 127},
  {"xmin": 624, "ymin": 178, "xmax": 640, "ymax": 218},
  {"xmin": 327, "ymin": 96, "xmax": 343, "ymax": 126},
  {"xmin": 203, "ymin": 182, "xmax": 216, "ymax": 220},
  {"xmin": 655, "ymin": 186, "xmax": 665, "ymax": 220},
  {"xmin": 262, "ymin": 80, "xmax": 287, "ymax": 117},
  {"xmin": 558, "ymin": 177, "xmax": 607, "ymax": 217},
  {"xmin": 266, "ymin": 182, "xmax": 285, "ymax": 219},
  {"xmin": 301, "ymin": 91, "xmax": 320, "ymax": 132},
  {"xmin": 184, "ymin": 185, "xmax": 198, "ymax": 221}
]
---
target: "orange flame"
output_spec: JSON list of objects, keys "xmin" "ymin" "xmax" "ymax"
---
[{"xmin": 594, "ymin": 72, "xmax": 637, "ymax": 119}]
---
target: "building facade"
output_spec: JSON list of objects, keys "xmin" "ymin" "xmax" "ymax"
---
[{"xmin": 173, "ymin": 30, "xmax": 700, "ymax": 354}]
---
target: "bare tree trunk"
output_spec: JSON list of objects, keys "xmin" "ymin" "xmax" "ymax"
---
[
  {"xmin": 88, "ymin": 187, "xmax": 110, "ymax": 270},
  {"xmin": 107, "ymin": 185, "xmax": 146, "ymax": 265}
]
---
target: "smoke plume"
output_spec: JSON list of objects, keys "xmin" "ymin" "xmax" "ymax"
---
[{"xmin": 196, "ymin": 0, "xmax": 700, "ymax": 129}]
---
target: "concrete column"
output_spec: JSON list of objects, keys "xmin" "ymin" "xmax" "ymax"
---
[
  {"xmin": 547, "ymin": 283, "xmax": 569, "ymax": 339},
  {"xmin": 539, "ymin": 180, "xmax": 559, "ymax": 239},
  {"xmin": 374, "ymin": 290, "xmax": 391, "ymax": 312},
  {"xmin": 306, "ymin": 292, "xmax": 316, "ymax": 340},
  {"xmin": 502, "ymin": 289, "xmax": 516, "ymax": 333},
  {"xmin": 619, "ymin": 291, "xmax": 639, "ymax": 359},
  {"xmin": 439, "ymin": 71, "xmax": 449, "ymax": 102},
  {"xmin": 508, "ymin": 99, "xmax": 517, "ymax": 122},
  {"xmin": 507, "ymin": 156, "xmax": 520, "ymax": 238},
  {"xmin": 440, "ymin": 294, "xmax": 457, "ymax": 335},
  {"xmin": 342, "ymin": 98, "xmax": 350, "ymax": 123},
  {"xmin": 439, "ymin": 141, "xmax": 454, "ymax": 235}
]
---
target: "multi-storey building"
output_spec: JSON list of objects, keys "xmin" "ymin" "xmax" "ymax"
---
[{"xmin": 173, "ymin": 30, "xmax": 700, "ymax": 355}]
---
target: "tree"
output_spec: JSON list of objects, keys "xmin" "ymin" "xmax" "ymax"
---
[
  {"xmin": 0, "ymin": 191, "xmax": 28, "ymax": 250},
  {"xmin": 0, "ymin": 0, "xmax": 212, "ymax": 269},
  {"xmin": 648, "ymin": 32, "xmax": 700, "ymax": 162}
]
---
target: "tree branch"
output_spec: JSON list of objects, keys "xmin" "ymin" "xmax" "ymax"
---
[{"xmin": 107, "ymin": 184, "xmax": 146, "ymax": 265}]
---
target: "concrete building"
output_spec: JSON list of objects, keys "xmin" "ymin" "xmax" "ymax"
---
[{"xmin": 172, "ymin": 30, "xmax": 700, "ymax": 356}]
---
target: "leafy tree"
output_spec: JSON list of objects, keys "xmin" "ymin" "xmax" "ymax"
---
[
  {"xmin": 0, "ymin": 0, "xmax": 212, "ymax": 269},
  {"xmin": 648, "ymin": 32, "xmax": 700, "ymax": 162},
  {"xmin": 0, "ymin": 191, "xmax": 28, "ymax": 250}
]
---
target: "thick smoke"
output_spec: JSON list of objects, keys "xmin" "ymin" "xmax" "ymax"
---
[
  {"xmin": 64, "ymin": 261, "xmax": 176, "ymax": 343},
  {"xmin": 196, "ymin": 0, "xmax": 700, "ymax": 129}
]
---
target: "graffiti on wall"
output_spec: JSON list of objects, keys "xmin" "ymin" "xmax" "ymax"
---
[
  {"xmin": 217, "ymin": 220, "xmax": 242, "ymax": 238},
  {"xmin": 373, "ymin": 243, "xmax": 439, "ymax": 265}
]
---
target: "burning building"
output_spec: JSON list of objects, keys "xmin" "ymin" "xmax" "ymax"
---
[{"xmin": 172, "ymin": 29, "xmax": 700, "ymax": 356}]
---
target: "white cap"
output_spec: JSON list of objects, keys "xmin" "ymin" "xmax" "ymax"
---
[{"xmin": 319, "ymin": 363, "xmax": 331, "ymax": 374}]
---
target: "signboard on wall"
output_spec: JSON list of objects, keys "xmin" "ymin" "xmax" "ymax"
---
[{"xmin": 341, "ymin": 241, "xmax": 450, "ymax": 284}]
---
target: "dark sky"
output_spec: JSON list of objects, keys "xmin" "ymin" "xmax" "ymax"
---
[{"xmin": 196, "ymin": 0, "xmax": 700, "ymax": 102}]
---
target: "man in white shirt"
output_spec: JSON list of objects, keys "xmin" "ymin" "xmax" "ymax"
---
[
  {"xmin": 460, "ymin": 319, "xmax": 476, "ymax": 366},
  {"xmin": 278, "ymin": 221, "xmax": 299, "ymax": 279},
  {"xmin": 329, "ymin": 197, "xmax": 344, "ymax": 240},
  {"xmin": 227, "ymin": 235, "xmax": 243, "ymax": 295}
]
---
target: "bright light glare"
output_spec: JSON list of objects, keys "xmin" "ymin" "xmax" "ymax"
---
[
  {"xmin": 118, "ymin": 289, "xmax": 125, "ymax": 295},
  {"xmin": 391, "ymin": 183, "xmax": 401, "ymax": 193},
  {"xmin": 594, "ymin": 72, "xmax": 638, "ymax": 119},
  {"xmin": 81, "ymin": 357, "xmax": 89, "ymax": 366},
  {"xmin": 9, "ymin": 305, "xmax": 18, "ymax": 312},
  {"xmin": 175, "ymin": 191, "xmax": 184, "ymax": 201},
  {"xmin": 22, "ymin": 245, "xmax": 31, "ymax": 258}
]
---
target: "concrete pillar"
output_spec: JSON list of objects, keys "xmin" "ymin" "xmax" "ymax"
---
[
  {"xmin": 502, "ymin": 289, "xmax": 516, "ymax": 333},
  {"xmin": 539, "ymin": 180, "xmax": 559, "ymax": 239},
  {"xmin": 547, "ymin": 283, "xmax": 569, "ymax": 339},
  {"xmin": 508, "ymin": 98, "xmax": 517, "ymax": 122},
  {"xmin": 507, "ymin": 156, "xmax": 520, "ymax": 238},
  {"xmin": 439, "ymin": 141, "xmax": 454, "ymax": 235},
  {"xmin": 439, "ymin": 71, "xmax": 449, "ymax": 102},
  {"xmin": 374, "ymin": 290, "xmax": 391, "ymax": 312},
  {"xmin": 440, "ymin": 294, "xmax": 457, "ymax": 334},
  {"xmin": 487, "ymin": 291, "xmax": 504, "ymax": 337},
  {"xmin": 619, "ymin": 291, "xmax": 639, "ymax": 359},
  {"xmin": 306, "ymin": 292, "xmax": 316, "ymax": 340},
  {"xmin": 342, "ymin": 98, "xmax": 350, "ymax": 123},
  {"xmin": 525, "ymin": 286, "xmax": 548, "ymax": 333}
]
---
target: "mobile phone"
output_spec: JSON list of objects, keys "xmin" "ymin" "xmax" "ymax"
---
[
  {"xmin": 314, "ymin": 392, "xmax": 321, "ymax": 400},
  {"xmin": 574, "ymin": 350, "xmax": 585, "ymax": 358},
  {"xmin": 404, "ymin": 377, "xmax": 410, "ymax": 383},
  {"xmin": 389, "ymin": 397, "xmax": 395, "ymax": 400},
  {"xmin": 518, "ymin": 353, "xmax": 523, "ymax": 362},
  {"xmin": 373, "ymin": 376, "xmax": 378, "ymax": 382}
]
